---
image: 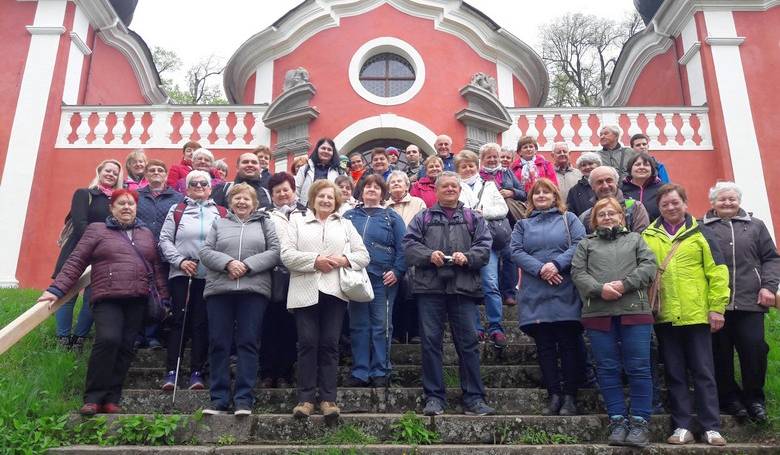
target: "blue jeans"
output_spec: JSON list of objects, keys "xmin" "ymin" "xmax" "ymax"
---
[
  {"xmin": 475, "ymin": 249, "xmax": 503, "ymax": 334},
  {"xmin": 587, "ymin": 318, "xmax": 652, "ymax": 420},
  {"xmin": 418, "ymin": 293, "xmax": 485, "ymax": 406},
  {"xmin": 206, "ymin": 293, "xmax": 268, "ymax": 408},
  {"xmin": 499, "ymin": 245, "xmax": 517, "ymax": 298},
  {"xmin": 55, "ymin": 286, "xmax": 93, "ymax": 338},
  {"xmin": 349, "ymin": 273, "xmax": 397, "ymax": 381}
]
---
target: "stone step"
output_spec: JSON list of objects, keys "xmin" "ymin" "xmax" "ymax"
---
[
  {"xmin": 49, "ymin": 443, "xmax": 780, "ymax": 454},
  {"xmin": 120, "ymin": 387, "xmax": 607, "ymax": 415},
  {"xmin": 125, "ymin": 364, "xmax": 546, "ymax": 389},
  {"xmin": 54, "ymin": 414, "xmax": 765, "ymax": 445},
  {"xmin": 478, "ymin": 303, "xmax": 519, "ymax": 321},
  {"xmin": 133, "ymin": 343, "xmax": 539, "ymax": 369}
]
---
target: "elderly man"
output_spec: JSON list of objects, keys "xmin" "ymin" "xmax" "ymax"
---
[
  {"xmin": 566, "ymin": 152, "xmax": 602, "ymax": 216},
  {"xmin": 579, "ymin": 166, "xmax": 650, "ymax": 233},
  {"xmin": 551, "ymin": 142, "xmax": 582, "ymax": 201},
  {"xmin": 419, "ymin": 134, "xmax": 455, "ymax": 178},
  {"xmin": 403, "ymin": 171, "xmax": 495, "ymax": 417},
  {"xmin": 212, "ymin": 152, "xmax": 272, "ymax": 209},
  {"xmin": 630, "ymin": 133, "xmax": 670, "ymax": 183},
  {"xmin": 598, "ymin": 126, "xmax": 637, "ymax": 181}
]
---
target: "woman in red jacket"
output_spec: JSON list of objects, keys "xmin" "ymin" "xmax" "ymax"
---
[
  {"xmin": 510, "ymin": 136, "xmax": 558, "ymax": 193},
  {"xmin": 38, "ymin": 189, "xmax": 169, "ymax": 416},
  {"xmin": 410, "ymin": 155, "xmax": 444, "ymax": 208},
  {"xmin": 167, "ymin": 140, "xmax": 201, "ymax": 187}
]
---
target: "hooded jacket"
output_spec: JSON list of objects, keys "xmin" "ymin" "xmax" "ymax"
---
[
  {"xmin": 212, "ymin": 174, "xmax": 273, "ymax": 210},
  {"xmin": 699, "ymin": 209, "xmax": 780, "ymax": 312},
  {"xmin": 295, "ymin": 149, "xmax": 345, "ymax": 205},
  {"xmin": 598, "ymin": 143, "xmax": 637, "ymax": 181},
  {"xmin": 49, "ymin": 217, "xmax": 169, "ymax": 303},
  {"xmin": 510, "ymin": 154, "xmax": 558, "ymax": 193},
  {"xmin": 403, "ymin": 202, "xmax": 492, "ymax": 298},
  {"xmin": 54, "ymin": 187, "xmax": 112, "ymax": 276},
  {"xmin": 579, "ymin": 190, "xmax": 650, "ymax": 234},
  {"xmin": 199, "ymin": 210, "xmax": 280, "ymax": 299},
  {"xmin": 621, "ymin": 176, "xmax": 663, "ymax": 222},
  {"xmin": 343, "ymin": 205, "xmax": 407, "ymax": 279},
  {"xmin": 572, "ymin": 227, "xmax": 657, "ymax": 318},
  {"xmin": 566, "ymin": 176, "xmax": 595, "ymax": 217},
  {"xmin": 159, "ymin": 197, "xmax": 225, "ymax": 279},
  {"xmin": 136, "ymin": 186, "xmax": 184, "ymax": 240},
  {"xmin": 409, "ymin": 176, "xmax": 438, "ymax": 208},
  {"xmin": 510, "ymin": 208, "xmax": 586, "ymax": 327},
  {"xmin": 641, "ymin": 215, "xmax": 730, "ymax": 326}
]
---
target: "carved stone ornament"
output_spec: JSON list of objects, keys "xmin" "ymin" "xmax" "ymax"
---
[
  {"xmin": 469, "ymin": 72, "xmax": 498, "ymax": 96},
  {"xmin": 456, "ymin": 75, "xmax": 512, "ymax": 151},
  {"xmin": 283, "ymin": 67, "xmax": 310, "ymax": 90},
  {"xmin": 264, "ymin": 72, "xmax": 319, "ymax": 159}
]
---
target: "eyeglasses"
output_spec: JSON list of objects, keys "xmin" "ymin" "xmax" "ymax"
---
[
  {"xmin": 188, "ymin": 181, "xmax": 209, "ymax": 188},
  {"xmin": 596, "ymin": 211, "xmax": 621, "ymax": 219},
  {"xmin": 147, "ymin": 168, "xmax": 166, "ymax": 174}
]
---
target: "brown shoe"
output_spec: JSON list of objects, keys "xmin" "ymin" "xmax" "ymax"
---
[
  {"xmin": 320, "ymin": 401, "xmax": 340, "ymax": 423},
  {"xmin": 293, "ymin": 402, "xmax": 315, "ymax": 419},
  {"xmin": 503, "ymin": 296, "xmax": 517, "ymax": 306}
]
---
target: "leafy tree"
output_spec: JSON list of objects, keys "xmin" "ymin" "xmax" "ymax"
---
[
  {"xmin": 541, "ymin": 12, "xmax": 644, "ymax": 107},
  {"xmin": 152, "ymin": 46, "xmax": 227, "ymax": 105}
]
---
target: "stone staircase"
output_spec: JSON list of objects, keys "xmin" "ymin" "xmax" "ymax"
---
[{"xmin": 50, "ymin": 304, "xmax": 778, "ymax": 454}]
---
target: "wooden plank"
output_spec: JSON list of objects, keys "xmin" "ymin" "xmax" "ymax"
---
[{"xmin": 0, "ymin": 269, "xmax": 90, "ymax": 355}]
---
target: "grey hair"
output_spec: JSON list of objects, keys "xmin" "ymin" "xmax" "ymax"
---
[
  {"xmin": 435, "ymin": 171, "xmax": 461, "ymax": 189},
  {"xmin": 500, "ymin": 145, "xmax": 514, "ymax": 154},
  {"xmin": 388, "ymin": 170, "xmax": 410, "ymax": 189},
  {"xmin": 588, "ymin": 166, "xmax": 619, "ymax": 186},
  {"xmin": 192, "ymin": 148, "xmax": 214, "ymax": 162},
  {"xmin": 552, "ymin": 142, "xmax": 570, "ymax": 152},
  {"xmin": 600, "ymin": 125, "xmax": 621, "ymax": 137},
  {"xmin": 185, "ymin": 169, "xmax": 212, "ymax": 187},
  {"xmin": 709, "ymin": 181, "xmax": 742, "ymax": 203},
  {"xmin": 478, "ymin": 142, "xmax": 502, "ymax": 159},
  {"xmin": 576, "ymin": 151, "xmax": 602, "ymax": 168}
]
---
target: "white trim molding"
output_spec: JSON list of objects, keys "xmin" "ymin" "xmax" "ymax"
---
[
  {"xmin": 333, "ymin": 113, "xmax": 437, "ymax": 157},
  {"xmin": 63, "ymin": 4, "xmax": 91, "ymax": 105},
  {"xmin": 705, "ymin": 36, "xmax": 746, "ymax": 46},
  {"xmin": 704, "ymin": 10, "xmax": 774, "ymax": 235},
  {"xmin": 69, "ymin": 32, "xmax": 92, "ymax": 55},
  {"xmin": 224, "ymin": 0, "xmax": 548, "ymax": 106},
  {"xmin": 678, "ymin": 42, "xmax": 701, "ymax": 65},
  {"xmin": 347, "ymin": 37, "xmax": 425, "ymax": 106},
  {"xmin": 0, "ymin": 0, "xmax": 68, "ymax": 287}
]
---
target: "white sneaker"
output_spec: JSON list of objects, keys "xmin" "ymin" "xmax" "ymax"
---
[
  {"xmin": 705, "ymin": 430, "xmax": 727, "ymax": 446},
  {"xmin": 234, "ymin": 408, "xmax": 252, "ymax": 416},
  {"xmin": 667, "ymin": 428, "xmax": 694, "ymax": 445},
  {"xmin": 202, "ymin": 407, "xmax": 229, "ymax": 415}
]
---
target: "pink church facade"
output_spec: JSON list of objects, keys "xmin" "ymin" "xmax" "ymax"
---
[{"xmin": 0, "ymin": 0, "xmax": 777, "ymax": 288}]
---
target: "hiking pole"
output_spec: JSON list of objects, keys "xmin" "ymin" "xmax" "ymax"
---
[
  {"xmin": 172, "ymin": 275, "xmax": 193, "ymax": 406},
  {"xmin": 385, "ymin": 277, "xmax": 392, "ymax": 397}
]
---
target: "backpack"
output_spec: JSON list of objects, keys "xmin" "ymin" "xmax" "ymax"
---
[
  {"xmin": 57, "ymin": 192, "xmax": 92, "ymax": 247},
  {"xmin": 172, "ymin": 201, "xmax": 228, "ymax": 241},
  {"xmin": 421, "ymin": 207, "xmax": 476, "ymax": 237},
  {"xmin": 624, "ymin": 198, "xmax": 637, "ymax": 229}
]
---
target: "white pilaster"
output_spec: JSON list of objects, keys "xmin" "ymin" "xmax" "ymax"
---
[
  {"xmin": 62, "ymin": 4, "xmax": 90, "ymax": 105},
  {"xmin": 253, "ymin": 60, "xmax": 274, "ymax": 104},
  {"xmin": 495, "ymin": 60, "xmax": 514, "ymax": 107},
  {"xmin": 679, "ymin": 18, "xmax": 707, "ymax": 106},
  {"xmin": 704, "ymin": 10, "xmax": 773, "ymax": 236},
  {"xmin": 0, "ymin": 0, "xmax": 67, "ymax": 287}
]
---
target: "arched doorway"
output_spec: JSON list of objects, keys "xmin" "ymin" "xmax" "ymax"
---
[
  {"xmin": 346, "ymin": 138, "xmax": 412, "ymax": 165},
  {"xmin": 333, "ymin": 114, "xmax": 437, "ymax": 158}
]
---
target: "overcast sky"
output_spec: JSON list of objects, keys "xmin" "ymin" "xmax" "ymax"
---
[{"xmin": 131, "ymin": 0, "xmax": 637, "ymax": 87}]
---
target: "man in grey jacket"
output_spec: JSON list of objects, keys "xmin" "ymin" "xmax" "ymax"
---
[
  {"xmin": 598, "ymin": 125, "xmax": 637, "ymax": 181},
  {"xmin": 579, "ymin": 166, "xmax": 650, "ymax": 234},
  {"xmin": 403, "ymin": 171, "xmax": 495, "ymax": 417}
]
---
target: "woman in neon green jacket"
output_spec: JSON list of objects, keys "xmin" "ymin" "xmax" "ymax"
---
[{"xmin": 641, "ymin": 184, "xmax": 730, "ymax": 447}]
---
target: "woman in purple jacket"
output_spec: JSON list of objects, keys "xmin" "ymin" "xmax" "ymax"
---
[{"xmin": 38, "ymin": 189, "xmax": 169, "ymax": 416}]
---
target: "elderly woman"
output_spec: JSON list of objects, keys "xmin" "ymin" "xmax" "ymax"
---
[
  {"xmin": 259, "ymin": 173, "xmax": 307, "ymax": 389},
  {"xmin": 621, "ymin": 153, "xmax": 664, "ymax": 221},
  {"xmin": 281, "ymin": 180, "xmax": 370, "ymax": 421},
  {"xmin": 39, "ymin": 189, "xmax": 169, "ymax": 415},
  {"xmin": 511, "ymin": 178, "xmax": 586, "ymax": 416},
  {"xmin": 499, "ymin": 146, "xmax": 514, "ymax": 169},
  {"xmin": 295, "ymin": 138, "xmax": 345, "ymax": 205},
  {"xmin": 572, "ymin": 197, "xmax": 658, "ymax": 448},
  {"xmin": 455, "ymin": 149, "xmax": 510, "ymax": 347},
  {"xmin": 386, "ymin": 170, "xmax": 426, "ymax": 344},
  {"xmin": 344, "ymin": 175, "xmax": 406, "ymax": 387},
  {"xmin": 566, "ymin": 152, "xmax": 602, "ymax": 217},
  {"xmin": 53, "ymin": 159, "xmax": 124, "ymax": 348},
  {"xmin": 335, "ymin": 175, "xmax": 358, "ymax": 214},
  {"xmin": 410, "ymin": 155, "xmax": 444, "ymax": 208},
  {"xmin": 124, "ymin": 150, "xmax": 149, "ymax": 190},
  {"xmin": 510, "ymin": 136, "xmax": 558, "ymax": 193},
  {"xmin": 700, "ymin": 182, "xmax": 780, "ymax": 423},
  {"xmin": 199, "ymin": 183, "xmax": 280, "ymax": 415},
  {"xmin": 173, "ymin": 148, "xmax": 224, "ymax": 193},
  {"xmin": 159, "ymin": 170, "xmax": 227, "ymax": 391},
  {"xmin": 642, "ymin": 184, "xmax": 730, "ymax": 446}
]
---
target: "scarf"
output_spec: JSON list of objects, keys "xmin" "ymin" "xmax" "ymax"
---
[
  {"xmin": 98, "ymin": 184, "xmax": 114, "ymax": 198},
  {"xmin": 463, "ymin": 173, "xmax": 480, "ymax": 187},
  {"xmin": 518, "ymin": 155, "xmax": 537, "ymax": 187},
  {"xmin": 480, "ymin": 167, "xmax": 503, "ymax": 186}
]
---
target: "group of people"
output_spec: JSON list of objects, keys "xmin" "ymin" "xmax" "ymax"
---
[{"xmin": 39, "ymin": 126, "xmax": 778, "ymax": 448}]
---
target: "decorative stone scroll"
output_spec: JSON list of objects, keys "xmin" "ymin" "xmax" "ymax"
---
[
  {"xmin": 456, "ymin": 73, "xmax": 512, "ymax": 150},
  {"xmin": 263, "ymin": 67, "xmax": 319, "ymax": 159}
]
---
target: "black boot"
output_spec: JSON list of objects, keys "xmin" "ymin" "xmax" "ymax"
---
[
  {"xmin": 624, "ymin": 416, "xmax": 650, "ymax": 448},
  {"xmin": 542, "ymin": 394, "xmax": 562, "ymax": 416},
  {"xmin": 607, "ymin": 416, "xmax": 628, "ymax": 446},
  {"xmin": 748, "ymin": 402, "xmax": 768, "ymax": 423},
  {"xmin": 558, "ymin": 394, "xmax": 578, "ymax": 416}
]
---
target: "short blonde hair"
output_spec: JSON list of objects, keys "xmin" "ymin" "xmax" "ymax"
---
[
  {"xmin": 478, "ymin": 142, "xmax": 501, "ymax": 159},
  {"xmin": 307, "ymin": 179, "xmax": 342, "ymax": 214},
  {"xmin": 590, "ymin": 197, "xmax": 625, "ymax": 230},
  {"xmin": 227, "ymin": 182, "xmax": 258, "ymax": 211},
  {"xmin": 454, "ymin": 150, "xmax": 479, "ymax": 171},
  {"xmin": 423, "ymin": 155, "xmax": 444, "ymax": 171}
]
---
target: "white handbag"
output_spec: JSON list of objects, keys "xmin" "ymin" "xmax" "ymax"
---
[{"xmin": 338, "ymin": 221, "xmax": 374, "ymax": 302}]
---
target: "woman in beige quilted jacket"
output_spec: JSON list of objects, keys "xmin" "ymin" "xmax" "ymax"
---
[{"xmin": 280, "ymin": 179, "xmax": 369, "ymax": 423}]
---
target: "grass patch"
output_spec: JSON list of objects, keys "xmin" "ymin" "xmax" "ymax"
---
[
  {"xmin": 765, "ymin": 310, "xmax": 779, "ymax": 432},
  {"xmin": 315, "ymin": 424, "xmax": 378, "ymax": 445},
  {"xmin": 516, "ymin": 427, "xmax": 578, "ymax": 445},
  {"xmin": 391, "ymin": 411, "xmax": 440, "ymax": 445}
]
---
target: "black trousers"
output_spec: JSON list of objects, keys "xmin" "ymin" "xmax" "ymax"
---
[
  {"xmin": 712, "ymin": 310, "xmax": 768, "ymax": 405},
  {"xmin": 166, "ymin": 276, "xmax": 208, "ymax": 373},
  {"xmin": 84, "ymin": 297, "xmax": 145, "ymax": 404},
  {"xmin": 259, "ymin": 301, "xmax": 297, "ymax": 381},
  {"xmin": 392, "ymin": 278, "xmax": 419, "ymax": 342},
  {"xmin": 294, "ymin": 293, "xmax": 347, "ymax": 403},
  {"xmin": 656, "ymin": 323, "xmax": 720, "ymax": 431},
  {"xmin": 525, "ymin": 321, "xmax": 585, "ymax": 396}
]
